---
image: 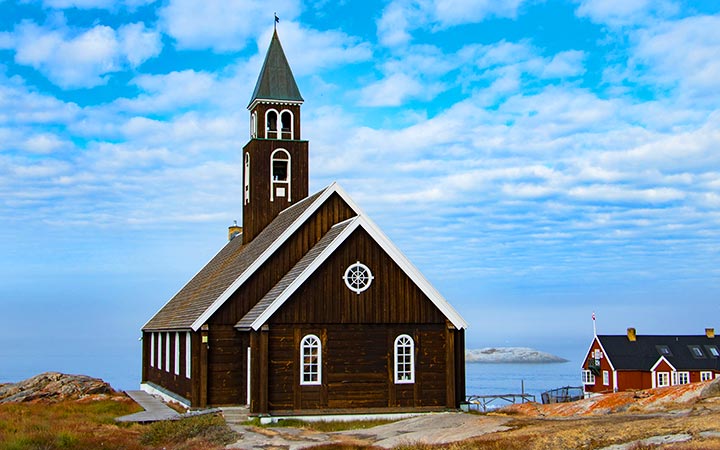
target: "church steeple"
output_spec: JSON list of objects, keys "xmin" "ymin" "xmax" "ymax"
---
[
  {"xmin": 242, "ymin": 30, "xmax": 309, "ymax": 244},
  {"xmin": 249, "ymin": 30, "xmax": 303, "ymax": 107}
]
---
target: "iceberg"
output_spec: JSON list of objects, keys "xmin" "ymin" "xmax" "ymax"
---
[{"xmin": 466, "ymin": 347, "xmax": 568, "ymax": 363}]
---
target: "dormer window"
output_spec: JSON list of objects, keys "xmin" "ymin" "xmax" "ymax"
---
[
  {"xmin": 270, "ymin": 149, "xmax": 291, "ymax": 202},
  {"xmin": 689, "ymin": 345, "xmax": 705, "ymax": 358},
  {"xmin": 656, "ymin": 345, "xmax": 672, "ymax": 357}
]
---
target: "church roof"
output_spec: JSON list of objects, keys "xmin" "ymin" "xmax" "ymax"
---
[
  {"xmin": 249, "ymin": 30, "xmax": 303, "ymax": 107},
  {"xmin": 143, "ymin": 183, "xmax": 469, "ymax": 332},
  {"xmin": 595, "ymin": 334, "xmax": 720, "ymax": 371},
  {"xmin": 142, "ymin": 186, "xmax": 330, "ymax": 331}
]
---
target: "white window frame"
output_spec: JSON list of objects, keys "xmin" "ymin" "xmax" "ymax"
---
[
  {"xmin": 158, "ymin": 332, "xmax": 163, "ymax": 370},
  {"xmin": 265, "ymin": 108, "xmax": 279, "ymax": 139},
  {"xmin": 603, "ymin": 370, "xmax": 609, "ymax": 386},
  {"xmin": 343, "ymin": 261, "xmax": 374, "ymax": 294},
  {"xmin": 394, "ymin": 334, "xmax": 415, "ymax": 384},
  {"xmin": 270, "ymin": 148, "xmax": 291, "ymax": 202},
  {"xmin": 300, "ymin": 334, "xmax": 321, "ymax": 386},
  {"xmin": 185, "ymin": 332, "xmax": 191, "ymax": 379},
  {"xmin": 280, "ymin": 109, "xmax": 294, "ymax": 140},
  {"xmin": 244, "ymin": 152, "xmax": 250, "ymax": 205},
  {"xmin": 165, "ymin": 332, "xmax": 171, "ymax": 372},
  {"xmin": 657, "ymin": 372, "xmax": 670, "ymax": 387},
  {"xmin": 174, "ymin": 332, "xmax": 180, "ymax": 376},
  {"xmin": 250, "ymin": 111, "xmax": 257, "ymax": 138},
  {"xmin": 150, "ymin": 333, "xmax": 155, "ymax": 368},
  {"xmin": 674, "ymin": 371, "xmax": 689, "ymax": 385},
  {"xmin": 582, "ymin": 370, "xmax": 595, "ymax": 385},
  {"xmin": 701, "ymin": 371, "xmax": 712, "ymax": 382}
]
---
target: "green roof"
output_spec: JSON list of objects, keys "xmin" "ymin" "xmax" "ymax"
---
[{"xmin": 249, "ymin": 30, "xmax": 303, "ymax": 107}]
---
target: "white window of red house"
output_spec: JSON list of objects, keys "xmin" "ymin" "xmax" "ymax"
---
[
  {"xmin": 603, "ymin": 370, "xmax": 609, "ymax": 386},
  {"xmin": 673, "ymin": 371, "xmax": 689, "ymax": 385},
  {"xmin": 300, "ymin": 334, "xmax": 321, "ymax": 385},
  {"xmin": 582, "ymin": 370, "xmax": 595, "ymax": 384},
  {"xmin": 657, "ymin": 372, "xmax": 669, "ymax": 387},
  {"xmin": 394, "ymin": 334, "xmax": 415, "ymax": 384},
  {"xmin": 701, "ymin": 371, "xmax": 712, "ymax": 382}
]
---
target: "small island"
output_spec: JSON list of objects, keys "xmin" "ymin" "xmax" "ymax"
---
[{"xmin": 466, "ymin": 347, "xmax": 568, "ymax": 363}]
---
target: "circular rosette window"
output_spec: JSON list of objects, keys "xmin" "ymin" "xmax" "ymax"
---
[{"xmin": 342, "ymin": 261, "xmax": 374, "ymax": 294}]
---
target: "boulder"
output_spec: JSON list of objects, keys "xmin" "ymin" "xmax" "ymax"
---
[
  {"xmin": 700, "ymin": 377, "xmax": 720, "ymax": 399},
  {"xmin": 0, "ymin": 372, "xmax": 116, "ymax": 403}
]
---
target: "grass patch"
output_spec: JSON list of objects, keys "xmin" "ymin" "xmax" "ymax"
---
[
  {"xmin": 244, "ymin": 417, "xmax": 397, "ymax": 432},
  {"xmin": 141, "ymin": 414, "xmax": 237, "ymax": 448}
]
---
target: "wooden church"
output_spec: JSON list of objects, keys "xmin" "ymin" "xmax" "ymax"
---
[{"xmin": 141, "ymin": 30, "xmax": 468, "ymax": 417}]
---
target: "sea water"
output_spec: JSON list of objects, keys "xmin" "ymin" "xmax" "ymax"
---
[{"xmin": 465, "ymin": 360, "xmax": 582, "ymax": 400}]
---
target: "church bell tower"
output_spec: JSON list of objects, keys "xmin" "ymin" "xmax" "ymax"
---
[{"xmin": 242, "ymin": 30, "xmax": 309, "ymax": 243}]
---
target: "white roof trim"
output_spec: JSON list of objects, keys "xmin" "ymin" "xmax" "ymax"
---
[
  {"xmin": 583, "ymin": 336, "xmax": 616, "ymax": 372},
  {"xmin": 651, "ymin": 355, "xmax": 676, "ymax": 372},
  {"xmin": 246, "ymin": 212, "xmax": 468, "ymax": 331},
  {"xmin": 190, "ymin": 182, "xmax": 348, "ymax": 331},
  {"xmin": 248, "ymin": 217, "xmax": 361, "ymax": 330}
]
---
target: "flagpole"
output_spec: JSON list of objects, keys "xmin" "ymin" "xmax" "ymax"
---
[{"xmin": 592, "ymin": 311, "xmax": 597, "ymax": 337}]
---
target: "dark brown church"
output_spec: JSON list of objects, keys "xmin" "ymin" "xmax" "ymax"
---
[{"xmin": 141, "ymin": 30, "xmax": 468, "ymax": 417}]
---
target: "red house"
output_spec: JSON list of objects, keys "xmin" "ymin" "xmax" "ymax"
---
[
  {"xmin": 583, "ymin": 328, "xmax": 720, "ymax": 394},
  {"xmin": 140, "ymin": 30, "xmax": 468, "ymax": 416}
]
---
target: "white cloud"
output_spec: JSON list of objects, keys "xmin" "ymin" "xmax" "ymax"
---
[
  {"xmin": 5, "ymin": 21, "xmax": 161, "ymax": 88},
  {"xmin": 255, "ymin": 22, "xmax": 372, "ymax": 76},
  {"xmin": 630, "ymin": 15, "xmax": 720, "ymax": 103},
  {"xmin": 541, "ymin": 50, "xmax": 587, "ymax": 78},
  {"xmin": 575, "ymin": 0, "xmax": 679, "ymax": 27},
  {"xmin": 159, "ymin": 0, "xmax": 300, "ymax": 51},
  {"xmin": 22, "ymin": 133, "xmax": 69, "ymax": 154},
  {"xmin": 358, "ymin": 72, "xmax": 443, "ymax": 107},
  {"xmin": 378, "ymin": 0, "xmax": 529, "ymax": 47},
  {"xmin": 41, "ymin": 0, "xmax": 157, "ymax": 10}
]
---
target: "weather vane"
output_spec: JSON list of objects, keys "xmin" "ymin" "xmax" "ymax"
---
[{"xmin": 274, "ymin": 12, "xmax": 279, "ymax": 30}]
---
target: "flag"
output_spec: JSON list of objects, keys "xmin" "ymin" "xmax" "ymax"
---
[{"xmin": 275, "ymin": 13, "xmax": 280, "ymax": 23}]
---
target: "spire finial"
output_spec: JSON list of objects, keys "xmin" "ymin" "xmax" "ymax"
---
[{"xmin": 274, "ymin": 12, "xmax": 279, "ymax": 30}]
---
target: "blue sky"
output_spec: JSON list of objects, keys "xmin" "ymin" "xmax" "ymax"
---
[{"xmin": 1, "ymin": 0, "xmax": 719, "ymax": 388}]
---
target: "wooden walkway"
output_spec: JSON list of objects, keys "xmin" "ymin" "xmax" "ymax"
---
[{"xmin": 115, "ymin": 390, "xmax": 180, "ymax": 423}]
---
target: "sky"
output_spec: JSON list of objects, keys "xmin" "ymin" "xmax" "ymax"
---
[{"xmin": 1, "ymin": 0, "xmax": 719, "ymax": 388}]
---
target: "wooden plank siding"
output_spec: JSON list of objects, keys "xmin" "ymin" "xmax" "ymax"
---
[
  {"xmin": 263, "ymin": 324, "xmax": 450, "ymax": 413},
  {"xmin": 242, "ymin": 137, "xmax": 309, "ymax": 243},
  {"xmin": 142, "ymin": 331, "xmax": 193, "ymax": 402},
  {"xmin": 270, "ymin": 227, "xmax": 446, "ymax": 325}
]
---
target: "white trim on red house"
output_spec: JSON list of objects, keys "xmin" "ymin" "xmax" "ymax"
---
[
  {"xmin": 191, "ymin": 182, "xmax": 468, "ymax": 332},
  {"xmin": 582, "ymin": 336, "xmax": 617, "ymax": 372},
  {"xmin": 650, "ymin": 356, "xmax": 677, "ymax": 388},
  {"xmin": 244, "ymin": 213, "xmax": 468, "ymax": 331}
]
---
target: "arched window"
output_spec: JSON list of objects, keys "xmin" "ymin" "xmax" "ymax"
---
[
  {"xmin": 250, "ymin": 112, "xmax": 257, "ymax": 138},
  {"xmin": 280, "ymin": 110, "xmax": 293, "ymax": 139},
  {"xmin": 265, "ymin": 109, "xmax": 278, "ymax": 139},
  {"xmin": 394, "ymin": 334, "xmax": 414, "ymax": 384},
  {"xmin": 300, "ymin": 334, "xmax": 321, "ymax": 385},
  {"xmin": 244, "ymin": 152, "xmax": 250, "ymax": 205},
  {"xmin": 270, "ymin": 149, "xmax": 291, "ymax": 202}
]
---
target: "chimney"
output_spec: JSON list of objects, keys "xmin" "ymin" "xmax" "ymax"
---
[
  {"xmin": 706, "ymin": 328, "xmax": 715, "ymax": 339},
  {"xmin": 228, "ymin": 220, "xmax": 242, "ymax": 242},
  {"xmin": 627, "ymin": 327, "xmax": 637, "ymax": 342}
]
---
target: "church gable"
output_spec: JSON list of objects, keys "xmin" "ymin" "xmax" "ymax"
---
[
  {"xmin": 236, "ymin": 213, "xmax": 467, "ymax": 331},
  {"xmin": 272, "ymin": 225, "xmax": 448, "ymax": 325}
]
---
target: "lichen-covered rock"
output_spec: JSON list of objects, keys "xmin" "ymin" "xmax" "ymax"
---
[
  {"xmin": 0, "ymin": 372, "xmax": 116, "ymax": 403},
  {"xmin": 700, "ymin": 377, "xmax": 720, "ymax": 399}
]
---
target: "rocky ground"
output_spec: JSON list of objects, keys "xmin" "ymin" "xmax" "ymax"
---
[{"xmin": 0, "ymin": 371, "xmax": 117, "ymax": 403}]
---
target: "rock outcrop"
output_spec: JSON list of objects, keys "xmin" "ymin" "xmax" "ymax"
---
[
  {"xmin": 466, "ymin": 347, "xmax": 568, "ymax": 363},
  {"xmin": 0, "ymin": 372, "xmax": 116, "ymax": 403}
]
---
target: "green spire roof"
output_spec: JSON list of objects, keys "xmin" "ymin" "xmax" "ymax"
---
[{"xmin": 249, "ymin": 30, "xmax": 303, "ymax": 107}]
